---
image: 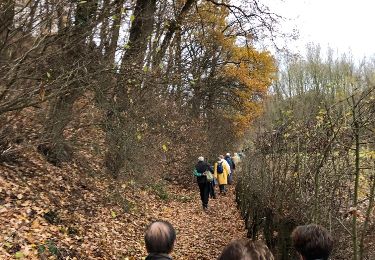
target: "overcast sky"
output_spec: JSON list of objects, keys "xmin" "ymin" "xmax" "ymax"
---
[{"xmin": 261, "ymin": 0, "xmax": 375, "ymax": 59}]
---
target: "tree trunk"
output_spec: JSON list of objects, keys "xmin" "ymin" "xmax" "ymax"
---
[
  {"xmin": 41, "ymin": 0, "xmax": 98, "ymax": 164},
  {"xmin": 99, "ymin": 0, "xmax": 111, "ymax": 52},
  {"xmin": 152, "ymin": 0, "xmax": 196, "ymax": 66},
  {"xmin": 121, "ymin": 0, "xmax": 157, "ymax": 67},
  {"xmin": 27, "ymin": 0, "xmax": 41, "ymax": 32},
  {"xmin": 104, "ymin": 0, "xmax": 157, "ymax": 177},
  {"xmin": 359, "ymin": 162, "xmax": 375, "ymax": 260},
  {"xmin": 352, "ymin": 99, "xmax": 360, "ymax": 260},
  {"xmin": 0, "ymin": 0, "xmax": 14, "ymax": 57},
  {"xmin": 105, "ymin": 0, "xmax": 125, "ymax": 63},
  {"xmin": 39, "ymin": 90, "xmax": 80, "ymax": 165}
]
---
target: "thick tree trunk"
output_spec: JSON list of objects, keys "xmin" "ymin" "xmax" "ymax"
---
[
  {"xmin": 41, "ymin": 0, "xmax": 98, "ymax": 164},
  {"xmin": 105, "ymin": 0, "xmax": 157, "ymax": 177},
  {"xmin": 152, "ymin": 0, "xmax": 196, "ymax": 66},
  {"xmin": 121, "ymin": 0, "xmax": 157, "ymax": 66},
  {"xmin": 105, "ymin": 0, "xmax": 125, "ymax": 63},
  {"xmin": 99, "ymin": 0, "xmax": 111, "ymax": 52},
  {"xmin": 0, "ymin": 0, "xmax": 14, "ymax": 57},
  {"xmin": 39, "ymin": 91, "xmax": 80, "ymax": 165},
  {"xmin": 27, "ymin": 0, "xmax": 41, "ymax": 31}
]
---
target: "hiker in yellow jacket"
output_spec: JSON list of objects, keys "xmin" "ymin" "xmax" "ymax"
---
[{"xmin": 213, "ymin": 155, "xmax": 230, "ymax": 194}]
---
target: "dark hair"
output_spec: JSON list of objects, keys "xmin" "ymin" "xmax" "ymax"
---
[
  {"xmin": 145, "ymin": 220, "xmax": 176, "ymax": 254},
  {"xmin": 291, "ymin": 224, "xmax": 333, "ymax": 260},
  {"xmin": 218, "ymin": 239, "xmax": 274, "ymax": 260}
]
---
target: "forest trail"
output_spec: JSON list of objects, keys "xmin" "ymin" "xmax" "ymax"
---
[
  {"xmin": 148, "ymin": 183, "xmax": 246, "ymax": 259},
  {"xmin": 0, "ymin": 148, "xmax": 246, "ymax": 259}
]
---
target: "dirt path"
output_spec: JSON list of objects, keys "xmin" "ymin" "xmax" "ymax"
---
[{"xmin": 149, "ymin": 183, "xmax": 247, "ymax": 259}]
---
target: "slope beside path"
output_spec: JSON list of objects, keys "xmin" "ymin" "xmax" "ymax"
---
[{"xmin": 0, "ymin": 149, "xmax": 246, "ymax": 259}]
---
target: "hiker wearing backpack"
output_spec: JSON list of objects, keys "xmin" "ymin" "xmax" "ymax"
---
[
  {"xmin": 194, "ymin": 156, "xmax": 212, "ymax": 211},
  {"xmin": 225, "ymin": 153, "xmax": 235, "ymax": 184},
  {"xmin": 207, "ymin": 161, "xmax": 217, "ymax": 199},
  {"xmin": 214, "ymin": 155, "xmax": 231, "ymax": 194}
]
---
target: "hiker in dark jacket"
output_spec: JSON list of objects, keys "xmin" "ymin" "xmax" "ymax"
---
[
  {"xmin": 208, "ymin": 162, "xmax": 216, "ymax": 199},
  {"xmin": 145, "ymin": 220, "xmax": 176, "ymax": 260},
  {"xmin": 194, "ymin": 156, "xmax": 211, "ymax": 210},
  {"xmin": 225, "ymin": 153, "xmax": 235, "ymax": 184}
]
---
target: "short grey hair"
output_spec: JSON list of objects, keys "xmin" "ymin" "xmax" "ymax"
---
[{"xmin": 145, "ymin": 220, "xmax": 176, "ymax": 254}]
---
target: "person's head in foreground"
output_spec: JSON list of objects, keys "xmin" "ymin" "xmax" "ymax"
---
[
  {"xmin": 291, "ymin": 224, "xmax": 333, "ymax": 260},
  {"xmin": 145, "ymin": 220, "xmax": 176, "ymax": 258},
  {"xmin": 218, "ymin": 239, "xmax": 274, "ymax": 260}
]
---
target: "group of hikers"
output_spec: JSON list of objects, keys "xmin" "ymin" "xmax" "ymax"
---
[
  {"xmin": 144, "ymin": 220, "xmax": 334, "ymax": 260},
  {"xmin": 142, "ymin": 152, "xmax": 334, "ymax": 259},
  {"xmin": 193, "ymin": 153, "xmax": 239, "ymax": 211}
]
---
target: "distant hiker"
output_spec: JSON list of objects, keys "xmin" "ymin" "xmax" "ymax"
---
[
  {"xmin": 238, "ymin": 151, "xmax": 245, "ymax": 159},
  {"xmin": 291, "ymin": 224, "xmax": 333, "ymax": 260},
  {"xmin": 221, "ymin": 154, "xmax": 231, "ymax": 172},
  {"xmin": 225, "ymin": 153, "xmax": 235, "ymax": 184},
  {"xmin": 214, "ymin": 155, "xmax": 230, "ymax": 194},
  {"xmin": 145, "ymin": 220, "xmax": 176, "ymax": 260},
  {"xmin": 232, "ymin": 152, "xmax": 241, "ymax": 172},
  {"xmin": 207, "ymin": 161, "xmax": 217, "ymax": 199},
  {"xmin": 232, "ymin": 152, "xmax": 240, "ymax": 165},
  {"xmin": 194, "ymin": 156, "xmax": 212, "ymax": 210},
  {"xmin": 218, "ymin": 239, "xmax": 274, "ymax": 260}
]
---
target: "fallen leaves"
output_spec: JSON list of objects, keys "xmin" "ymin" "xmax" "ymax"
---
[{"xmin": 1, "ymin": 148, "xmax": 246, "ymax": 259}]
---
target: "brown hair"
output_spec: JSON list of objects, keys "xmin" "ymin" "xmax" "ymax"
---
[
  {"xmin": 291, "ymin": 224, "xmax": 333, "ymax": 260},
  {"xmin": 218, "ymin": 239, "xmax": 274, "ymax": 260}
]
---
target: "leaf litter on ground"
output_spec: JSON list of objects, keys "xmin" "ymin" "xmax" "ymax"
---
[{"xmin": 0, "ymin": 148, "xmax": 246, "ymax": 259}]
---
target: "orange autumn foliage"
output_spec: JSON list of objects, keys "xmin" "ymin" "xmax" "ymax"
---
[{"xmin": 194, "ymin": 2, "xmax": 277, "ymax": 136}]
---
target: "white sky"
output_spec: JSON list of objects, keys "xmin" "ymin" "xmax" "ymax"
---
[{"xmin": 261, "ymin": 0, "xmax": 375, "ymax": 59}]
